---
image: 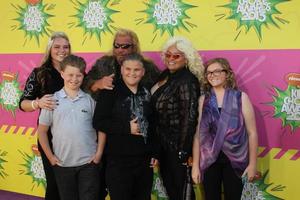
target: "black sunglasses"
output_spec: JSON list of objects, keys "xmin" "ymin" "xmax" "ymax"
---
[{"xmin": 113, "ymin": 43, "xmax": 133, "ymax": 49}]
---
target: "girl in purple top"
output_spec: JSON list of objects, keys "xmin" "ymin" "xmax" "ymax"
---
[{"xmin": 192, "ymin": 58, "xmax": 258, "ymax": 200}]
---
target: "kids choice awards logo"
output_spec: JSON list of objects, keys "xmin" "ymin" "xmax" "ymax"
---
[
  {"xmin": 137, "ymin": 0, "xmax": 197, "ymax": 42},
  {"xmin": 11, "ymin": 0, "xmax": 55, "ymax": 46},
  {"xmin": 217, "ymin": 0, "xmax": 289, "ymax": 41},
  {"xmin": 69, "ymin": 0, "xmax": 119, "ymax": 45},
  {"xmin": 0, "ymin": 71, "xmax": 23, "ymax": 117},
  {"xmin": 19, "ymin": 145, "xmax": 46, "ymax": 190},
  {"xmin": 241, "ymin": 170, "xmax": 285, "ymax": 200},
  {"xmin": 270, "ymin": 73, "xmax": 300, "ymax": 132}
]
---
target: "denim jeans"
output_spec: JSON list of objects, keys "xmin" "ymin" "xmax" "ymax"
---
[{"xmin": 53, "ymin": 163, "xmax": 99, "ymax": 200}]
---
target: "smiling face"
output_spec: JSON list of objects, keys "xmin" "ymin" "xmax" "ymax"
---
[
  {"xmin": 121, "ymin": 60, "xmax": 145, "ymax": 88},
  {"xmin": 206, "ymin": 62, "xmax": 227, "ymax": 89},
  {"xmin": 61, "ymin": 65, "xmax": 84, "ymax": 91},
  {"xmin": 50, "ymin": 37, "xmax": 70, "ymax": 67},
  {"xmin": 164, "ymin": 45, "xmax": 186, "ymax": 73}
]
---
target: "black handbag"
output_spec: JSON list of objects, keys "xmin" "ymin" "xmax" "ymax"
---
[{"xmin": 183, "ymin": 165, "xmax": 193, "ymax": 200}]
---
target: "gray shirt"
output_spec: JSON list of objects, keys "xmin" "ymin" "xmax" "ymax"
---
[{"xmin": 39, "ymin": 89, "xmax": 97, "ymax": 167}]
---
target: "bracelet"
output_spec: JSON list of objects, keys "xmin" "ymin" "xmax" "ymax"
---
[{"xmin": 31, "ymin": 100, "xmax": 38, "ymax": 110}]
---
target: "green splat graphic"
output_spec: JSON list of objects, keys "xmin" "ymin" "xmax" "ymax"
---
[
  {"xmin": 138, "ymin": 0, "xmax": 197, "ymax": 42},
  {"xmin": 0, "ymin": 73, "xmax": 23, "ymax": 118},
  {"xmin": 0, "ymin": 150, "xmax": 8, "ymax": 179},
  {"xmin": 269, "ymin": 85, "xmax": 300, "ymax": 132},
  {"xmin": 219, "ymin": 0, "xmax": 289, "ymax": 41},
  {"xmin": 242, "ymin": 170, "xmax": 285, "ymax": 200},
  {"xmin": 19, "ymin": 150, "xmax": 46, "ymax": 190},
  {"xmin": 11, "ymin": 0, "xmax": 55, "ymax": 46},
  {"xmin": 69, "ymin": 0, "xmax": 119, "ymax": 45}
]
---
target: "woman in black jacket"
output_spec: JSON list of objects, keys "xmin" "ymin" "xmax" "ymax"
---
[
  {"xmin": 151, "ymin": 36, "xmax": 204, "ymax": 200},
  {"xmin": 19, "ymin": 32, "xmax": 71, "ymax": 200}
]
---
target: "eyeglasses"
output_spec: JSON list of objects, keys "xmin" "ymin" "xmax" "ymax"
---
[
  {"xmin": 113, "ymin": 43, "xmax": 133, "ymax": 49},
  {"xmin": 164, "ymin": 52, "xmax": 184, "ymax": 60},
  {"xmin": 205, "ymin": 69, "xmax": 226, "ymax": 77}
]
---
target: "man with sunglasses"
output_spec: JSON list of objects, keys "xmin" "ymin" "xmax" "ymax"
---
[
  {"xmin": 83, "ymin": 28, "xmax": 160, "ymax": 100},
  {"xmin": 83, "ymin": 28, "xmax": 160, "ymax": 200}
]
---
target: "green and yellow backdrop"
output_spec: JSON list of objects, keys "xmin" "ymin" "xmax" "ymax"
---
[{"xmin": 0, "ymin": 0, "xmax": 299, "ymax": 199}]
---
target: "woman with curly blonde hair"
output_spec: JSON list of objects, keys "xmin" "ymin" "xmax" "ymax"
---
[
  {"xmin": 161, "ymin": 36, "xmax": 204, "ymax": 82},
  {"xmin": 151, "ymin": 36, "xmax": 204, "ymax": 199}
]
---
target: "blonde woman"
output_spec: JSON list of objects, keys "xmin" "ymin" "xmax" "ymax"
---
[
  {"xmin": 151, "ymin": 36, "xmax": 203, "ymax": 199},
  {"xmin": 19, "ymin": 31, "xmax": 71, "ymax": 200}
]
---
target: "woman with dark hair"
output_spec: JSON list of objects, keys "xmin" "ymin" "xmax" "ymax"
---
[
  {"xmin": 192, "ymin": 58, "xmax": 258, "ymax": 200},
  {"xmin": 19, "ymin": 31, "xmax": 71, "ymax": 200}
]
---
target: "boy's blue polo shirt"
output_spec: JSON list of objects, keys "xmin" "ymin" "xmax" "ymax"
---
[{"xmin": 39, "ymin": 88, "xmax": 97, "ymax": 167}]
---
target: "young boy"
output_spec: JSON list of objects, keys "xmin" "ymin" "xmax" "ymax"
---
[
  {"xmin": 93, "ymin": 53, "xmax": 157, "ymax": 200},
  {"xmin": 38, "ymin": 55, "xmax": 105, "ymax": 200}
]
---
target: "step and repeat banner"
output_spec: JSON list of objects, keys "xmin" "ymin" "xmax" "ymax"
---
[{"xmin": 0, "ymin": 0, "xmax": 299, "ymax": 199}]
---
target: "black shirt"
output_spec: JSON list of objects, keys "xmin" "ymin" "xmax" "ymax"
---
[
  {"xmin": 93, "ymin": 80, "xmax": 155, "ymax": 157},
  {"xmin": 19, "ymin": 65, "xmax": 64, "ymax": 108},
  {"xmin": 151, "ymin": 68, "xmax": 200, "ymax": 156},
  {"xmin": 19, "ymin": 64, "xmax": 64, "ymax": 145}
]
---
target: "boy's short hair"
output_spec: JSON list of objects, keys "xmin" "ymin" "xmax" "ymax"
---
[
  {"xmin": 121, "ymin": 53, "xmax": 144, "ymax": 68},
  {"xmin": 60, "ymin": 55, "xmax": 86, "ymax": 74}
]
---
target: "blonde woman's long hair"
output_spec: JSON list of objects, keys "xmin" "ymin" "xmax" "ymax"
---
[
  {"xmin": 37, "ymin": 31, "xmax": 71, "ymax": 95},
  {"xmin": 40, "ymin": 31, "xmax": 71, "ymax": 67}
]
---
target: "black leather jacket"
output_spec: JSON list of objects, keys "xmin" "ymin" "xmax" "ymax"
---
[{"xmin": 151, "ymin": 68, "xmax": 200, "ymax": 159}]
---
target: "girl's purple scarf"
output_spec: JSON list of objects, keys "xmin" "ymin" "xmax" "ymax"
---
[{"xmin": 199, "ymin": 89, "xmax": 248, "ymax": 177}]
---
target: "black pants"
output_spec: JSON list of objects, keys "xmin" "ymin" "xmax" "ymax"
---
[
  {"xmin": 38, "ymin": 142, "xmax": 60, "ymax": 200},
  {"xmin": 105, "ymin": 155, "xmax": 153, "ymax": 200},
  {"xmin": 53, "ymin": 163, "xmax": 99, "ymax": 200},
  {"xmin": 203, "ymin": 151, "xmax": 243, "ymax": 200},
  {"xmin": 159, "ymin": 149, "xmax": 195, "ymax": 200},
  {"xmin": 98, "ymin": 157, "xmax": 107, "ymax": 200}
]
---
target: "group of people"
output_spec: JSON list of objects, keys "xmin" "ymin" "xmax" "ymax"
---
[{"xmin": 19, "ymin": 28, "xmax": 258, "ymax": 200}]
